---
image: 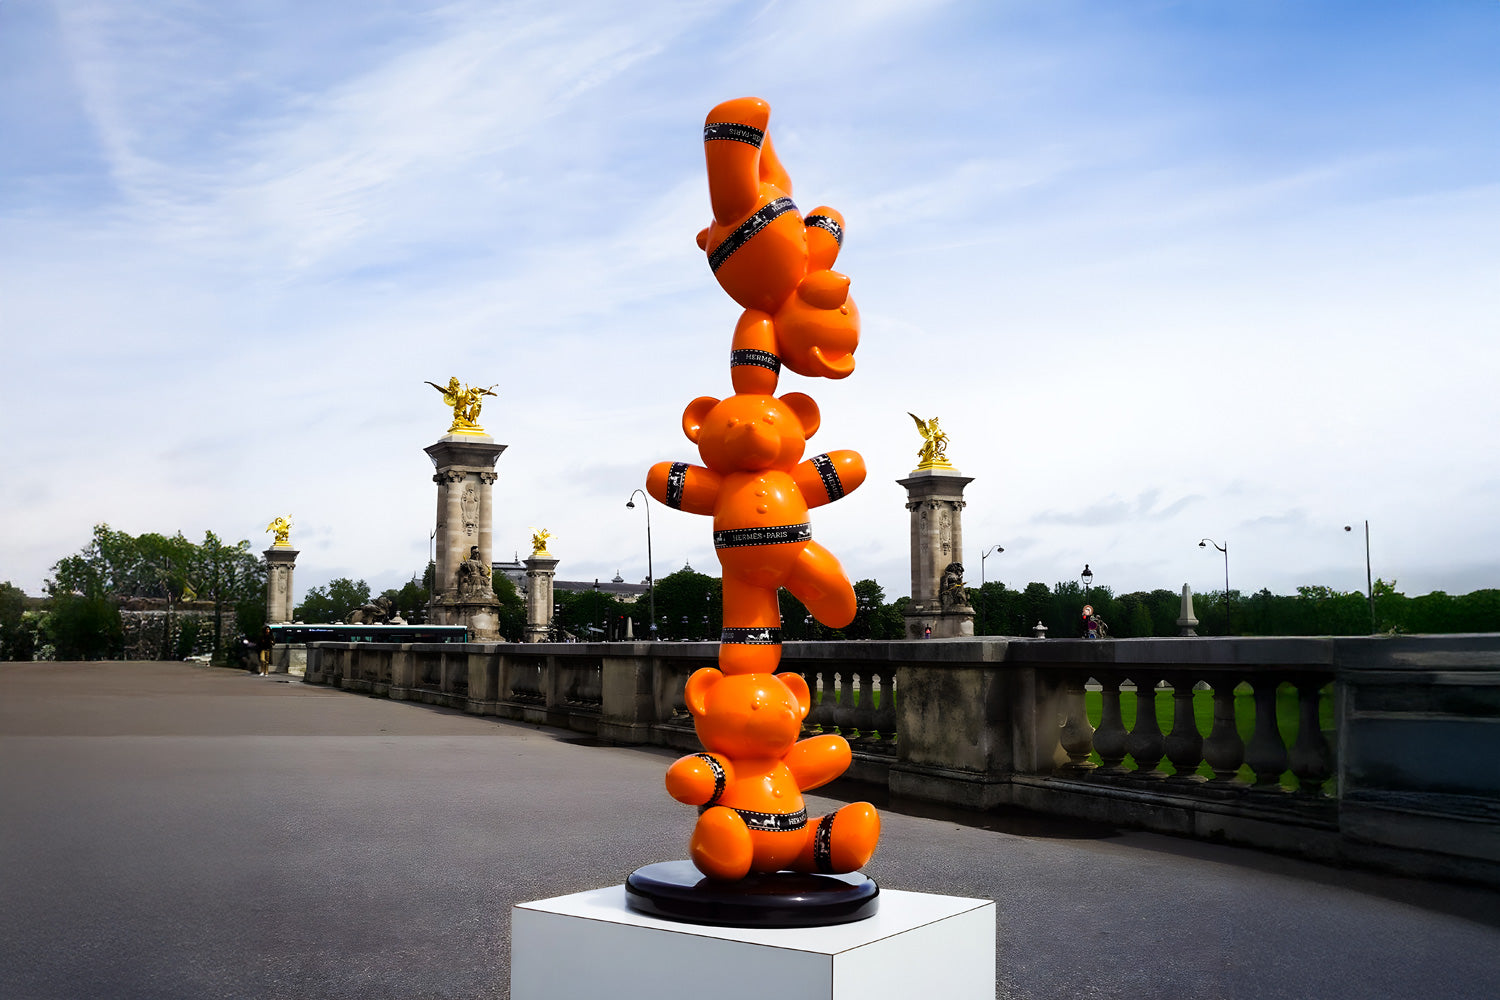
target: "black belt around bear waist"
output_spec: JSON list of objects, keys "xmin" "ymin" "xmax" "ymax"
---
[
  {"xmin": 713, "ymin": 523, "xmax": 811, "ymax": 549},
  {"xmin": 734, "ymin": 807, "xmax": 808, "ymax": 832}
]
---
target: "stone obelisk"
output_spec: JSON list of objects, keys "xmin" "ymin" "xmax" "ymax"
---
[
  {"xmin": 263, "ymin": 516, "xmax": 298, "ymax": 624},
  {"xmin": 423, "ymin": 378, "xmax": 506, "ymax": 640},
  {"xmin": 897, "ymin": 414, "xmax": 975, "ymax": 639}
]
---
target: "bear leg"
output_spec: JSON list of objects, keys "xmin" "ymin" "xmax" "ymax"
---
[
  {"xmin": 793, "ymin": 802, "xmax": 881, "ymax": 875},
  {"xmin": 784, "ymin": 541, "xmax": 857, "ymax": 628},
  {"xmin": 690, "ymin": 806, "xmax": 754, "ymax": 881}
]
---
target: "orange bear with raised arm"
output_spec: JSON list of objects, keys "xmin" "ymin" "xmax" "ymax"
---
[
  {"xmin": 646, "ymin": 391, "xmax": 864, "ymax": 677},
  {"xmin": 665, "ymin": 668, "xmax": 880, "ymax": 881},
  {"xmin": 697, "ymin": 97, "xmax": 861, "ymax": 395}
]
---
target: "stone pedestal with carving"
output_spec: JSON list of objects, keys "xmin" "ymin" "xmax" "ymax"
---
[
  {"xmin": 424, "ymin": 433, "xmax": 507, "ymax": 640},
  {"xmin": 897, "ymin": 469, "xmax": 975, "ymax": 639},
  {"xmin": 524, "ymin": 554, "xmax": 560, "ymax": 642},
  {"xmin": 264, "ymin": 546, "xmax": 299, "ymax": 624}
]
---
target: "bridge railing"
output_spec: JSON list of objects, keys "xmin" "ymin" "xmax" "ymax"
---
[{"xmin": 301, "ymin": 633, "xmax": 1500, "ymax": 886}]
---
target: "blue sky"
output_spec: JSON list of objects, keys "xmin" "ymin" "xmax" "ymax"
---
[{"xmin": 2, "ymin": 0, "xmax": 1497, "ymax": 609}]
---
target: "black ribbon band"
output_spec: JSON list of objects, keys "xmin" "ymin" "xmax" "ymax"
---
[
  {"xmin": 708, "ymin": 197, "xmax": 798, "ymax": 273},
  {"xmin": 713, "ymin": 522, "xmax": 811, "ymax": 549},
  {"xmin": 665, "ymin": 463, "xmax": 687, "ymax": 510},
  {"xmin": 730, "ymin": 348, "xmax": 781, "ymax": 373},
  {"xmin": 804, "ymin": 214, "xmax": 844, "ymax": 246},
  {"xmin": 704, "ymin": 121, "xmax": 765, "ymax": 147},
  {"xmin": 720, "ymin": 627, "xmax": 782, "ymax": 645},
  {"xmin": 694, "ymin": 753, "xmax": 726, "ymax": 805},
  {"xmin": 813, "ymin": 813, "xmax": 836, "ymax": 872},
  {"xmin": 810, "ymin": 453, "xmax": 844, "ymax": 502},
  {"xmin": 735, "ymin": 807, "xmax": 808, "ymax": 833}
]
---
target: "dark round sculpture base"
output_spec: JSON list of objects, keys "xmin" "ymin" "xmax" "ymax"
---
[{"xmin": 624, "ymin": 860, "xmax": 879, "ymax": 928}]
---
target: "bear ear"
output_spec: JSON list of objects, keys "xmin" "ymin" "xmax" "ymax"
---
[
  {"xmin": 778, "ymin": 392, "xmax": 820, "ymax": 439},
  {"xmin": 685, "ymin": 667, "xmax": 722, "ymax": 716},
  {"xmin": 777, "ymin": 671, "xmax": 811, "ymax": 719},
  {"xmin": 682, "ymin": 396, "xmax": 720, "ymax": 443}
]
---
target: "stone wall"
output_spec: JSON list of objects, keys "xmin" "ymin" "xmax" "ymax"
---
[{"xmin": 298, "ymin": 633, "xmax": 1500, "ymax": 888}]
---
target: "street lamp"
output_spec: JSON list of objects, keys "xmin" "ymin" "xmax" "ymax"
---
[
  {"xmin": 980, "ymin": 544, "xmax": 1004, "ymax": 635},
  {"xmin": 1081, "ymin": 564, "xmax": 1093, "ymax": 595},
  {"xmin": 626, "ymin": 491, "xmax": 657, "ymax": 640},
  {"xmin": 1344, "ymin": 522, "xmax": 1375, "ymax": 633},
  {"xmin": 1199, "ymin": 539, "xmax": 1230, "ymax": 634}
]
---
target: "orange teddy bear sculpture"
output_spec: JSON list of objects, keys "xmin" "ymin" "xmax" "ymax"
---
[
  {"xmin": 646, "ymin": 391, "xmax": 864, "ymax": 677},
  {"xmin": 698, "ymin": 97, "xmax": 861, "ymax": 395},
  {"xmin": 647, "ymin": 98, "xmax": 880, "ymax": 882},
  {"xmin": 665, "ymin": 668, "xmax": 880, "ymax": 881}
]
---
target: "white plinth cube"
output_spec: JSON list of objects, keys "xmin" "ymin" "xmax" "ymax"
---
[{"xmin": 511, "ymin": 883, "xmax": 995, "ymax": 1000}]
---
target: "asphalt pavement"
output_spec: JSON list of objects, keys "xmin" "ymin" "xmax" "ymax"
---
[{"xmin": 3, "ymin": 660, "xmax": 1498, "ymax": 1000}]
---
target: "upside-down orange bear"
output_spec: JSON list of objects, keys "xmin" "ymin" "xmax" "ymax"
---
[
  {"xmin": 646, "ymin": 391, "xmax": 864, "ymax": 677},
  {"xmin": 665, "ymin": 667, "xmax": 880, "ymax": 880},
  {"xmin": 696, "ymin": 97, "xmax": 861, "ymax": 394}
]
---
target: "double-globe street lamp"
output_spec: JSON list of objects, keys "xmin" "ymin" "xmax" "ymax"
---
[
  {"xmin": 1199, "ymin": 538, "xmax": 1230, "ymax": 634},
  {"xmin": 625, "ymin": 490, "xmax": 657, "ymax": 639},
  {"xmin": 979, "ymin": 544, "xmax": 1004, "ymax": 635}
]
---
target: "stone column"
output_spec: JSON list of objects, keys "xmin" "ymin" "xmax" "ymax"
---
[
  {"xmin": 524, "ymin": 554, "xmax": 560, "ymax": 642},
  {"xmin": 896, "ymin": 468, "xmax": 976, "ymax": 639},
  {"xmin": 424, "ymin": 433, "xmax": 508, "ymax": 640},
  {"xmin": 263, "ymin": 546, "xmax": 299, "ymax": 624}
]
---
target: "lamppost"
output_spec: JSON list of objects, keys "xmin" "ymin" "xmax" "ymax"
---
[
  {"xmin": 626, "ymin": 490, "xmax": 657, "ymax": 639},
  {"xmin": 1344, "ymin": 521, "xmax": 1375, "ymax": 633},
  {"xmin": 980, "ymin": 544, "xmax": 1004, "ymax": 635},
  {"xmin": 1080, "ymin": 564, "xmax": 1094, "ymax": 638},
  {"xmin": 1199, "ymin": 538, "xmax": 1230, "ymax": 634}
]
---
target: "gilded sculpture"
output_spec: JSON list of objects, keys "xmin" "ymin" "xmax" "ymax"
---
[
  {"xmin": 265, "ymin": 516, "xmax": 292, "ymax": 547},
  {"xmin": 908, "ymin": 412, "xmax": 953, "ymax": 470},
  {"xmin": 530, "ymin": 527, "xmax": 553, "ymax": 557},
  {"xmin": 426, "ymin": 376, "xmax": 498, "ymax": 434}
]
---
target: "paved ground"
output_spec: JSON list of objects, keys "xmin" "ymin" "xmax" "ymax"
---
[{"xmin": 3, "ymin": 660, "xmax": 1499, "ymax": 1000}]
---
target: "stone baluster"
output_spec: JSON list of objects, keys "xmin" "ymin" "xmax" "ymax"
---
[
  {"xmin": 871, "ymin": 668, "xmax": 899, "ymax": 751},
  {"xmin": 1245, "ymin": 677, "xmax": 1290, "ymax": 788},
  {"xmin": 1092, "ymin": 677, "xmax": 1129, "ymax": 774},
  {"xmin": 806, "ymin": 667, "xmax": 837, "ymax": 734},
  {"xmin": 1163, "ymin": 676, "xmax": 1206, "ymax": 782},
  {"xmin": 1288, "ymin": 679, "xmax": 1334, "ymax": 795},
  {"xmin": 1056, "ymin": 674, "xmax": 1097, "ymax": 775},
  {"xmin": 1124, "ymin": 675, "xmax": 1167, "ymax": 778},
  {"xmin": 833, "ymin": 670, "xmax": 859, "ymax": 739},
  {"xmin": 1203, "ymin": 678, "xmax": 1245, "ymax": 782}
]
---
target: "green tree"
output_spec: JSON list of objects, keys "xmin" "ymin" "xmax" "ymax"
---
[
  {"xmin": 0, "ymin": 581, "xmax": 30, "ymax": 660},
  {"xmin": 295, "ymin": 577, "xmax": 370, "ymax": 623},
  {"xmin": 653, "ymin": 567, "xmax": 719, "ymax": 640},
  {"xmin": 46, "ymin": 593, "xmax": 123, "ymax": 660},
  {"xmin": 195, "ymin": 531, "xmax": 264, "ymax": 657},
  {"xmin": 492, "ymin": 574, "xmax": 526, "ymax": 639}
]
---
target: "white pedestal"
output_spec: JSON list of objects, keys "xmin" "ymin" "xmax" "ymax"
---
[{"xmin": 511, "ymin": 883, "xmax": 995, "ymax": 999}]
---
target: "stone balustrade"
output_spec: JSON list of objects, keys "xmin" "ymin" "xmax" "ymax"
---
[{"xmin": 300, "ymin": 633, "xmax": 1500, "ymax": 887}]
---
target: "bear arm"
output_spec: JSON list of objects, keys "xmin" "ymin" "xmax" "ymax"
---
[
  {"xmin": 803, "ymin": 206, "xmax": 845, "ymax": 272},
  {"xmin": 666, "ymin": 752, "xmax": 734, "ymax": 805},
  {"xmin": 783, "ymin": 734, "xmax": 851, "ymax": 792},
  {"xmin": 646, "ymin": 461, "xmax": 721, "ymax": 516},
  {"xmin": 793, "ymin": 449, "xmax": 866, "ymax": 508}
]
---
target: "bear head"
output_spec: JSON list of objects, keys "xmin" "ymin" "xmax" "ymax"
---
[
  {"xmin": 685, "ymin": 668, "xmax": 811, "ymax": 758},
  {"xmin": 682, "ymin": 392, "xmax": 820, "ymax": 475},
  {"xmin": 774, "ymin": 269, "xmax": 860, "ymax": 380}
]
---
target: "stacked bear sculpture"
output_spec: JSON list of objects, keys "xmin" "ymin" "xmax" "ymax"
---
[{"xmin": 646, "ymin": 97, "xmax": 880, "ymax": 882}]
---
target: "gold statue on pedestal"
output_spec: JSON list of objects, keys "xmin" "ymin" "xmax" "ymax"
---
[
  {"xmin": 426, "ymin": 376, "xmax": 498, "ymax": 434},
  {"xmin": 530, "ymin": 527, "xmax": 553, "ymax": 557},
  {"xmin": 908, "ymin": 413, "xmax": 954, "ymax": 470},
  {"xmin": 265, "ymin": 516, "xmax": 292, "ymax": 547}
]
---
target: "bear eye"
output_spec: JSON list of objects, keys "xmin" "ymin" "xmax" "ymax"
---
[{"xmin": 727, "ymin": 418, "xmax": 739, "ymax": 428}]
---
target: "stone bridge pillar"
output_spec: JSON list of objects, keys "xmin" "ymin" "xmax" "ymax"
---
[
  {"xmin": 424, "ymin": 434, "xmax": 507, "ymax": 640},
  {"xmin": 264, "ymin": 545, "xmax": 299, "ymax": 624},
  {"xmin": 897, "ymin": 468, "xmax": 975, "ymax": 639},
  {"xmin": 524, "ymin": 553, "xmax": 559, "ymax": 642}
]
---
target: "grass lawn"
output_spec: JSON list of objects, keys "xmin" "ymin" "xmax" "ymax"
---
[{"xmin": 1081, "ymin": 683, "xmax": 1335, "ymax": 789}]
